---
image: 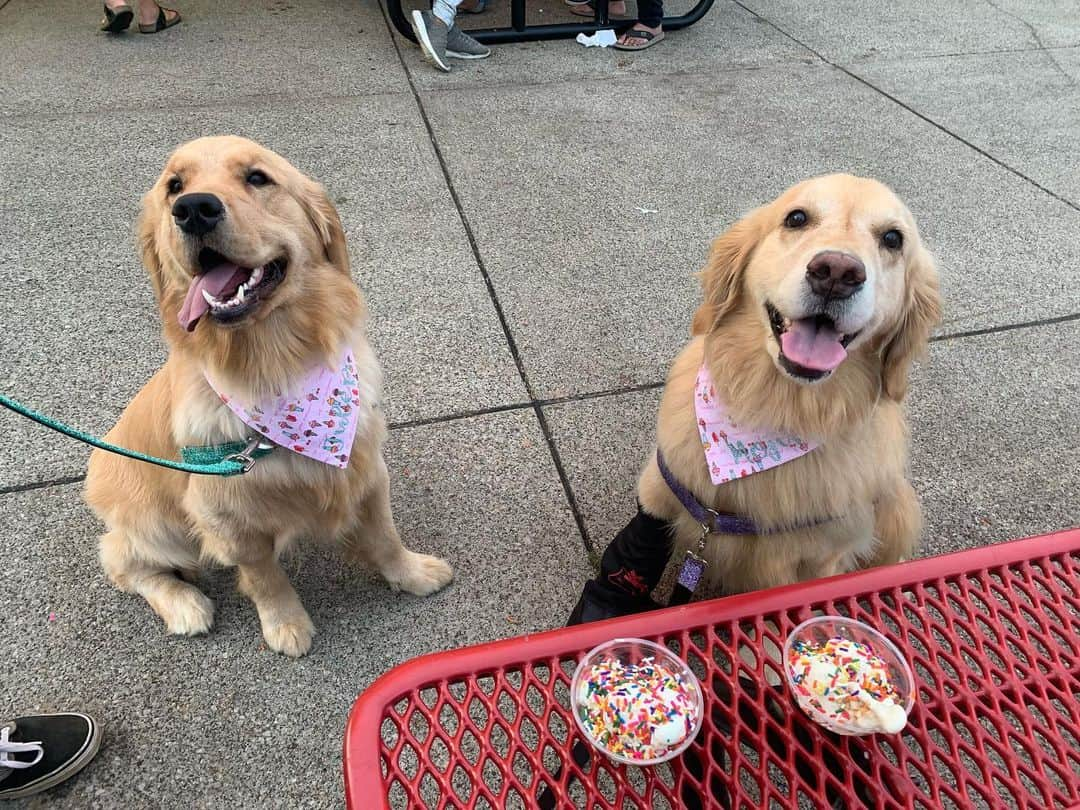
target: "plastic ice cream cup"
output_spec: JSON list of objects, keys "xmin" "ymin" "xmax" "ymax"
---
[
  {"xmin": 571, "ymin": 638, "xmax": 704, "ymax": 765},
  {"xmin": 783, "ymin": 616, "xmax": 914, "ymax": 736}
]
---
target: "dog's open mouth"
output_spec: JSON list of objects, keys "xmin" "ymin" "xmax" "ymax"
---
[
  {"xmin": 178, "ymin": 248, "xmax": 287, "ymax": 332},
  {"xmin": 767, "ymin": 302, "xmax": 859, "ymax": 381}
]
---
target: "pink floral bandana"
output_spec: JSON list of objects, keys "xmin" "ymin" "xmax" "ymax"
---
[
  {"xmin": 695, "ymin": 364, "xmax": 816, "ymax": 484},
  {"xmin": 207, "ymin": 350, "xmax": 361, "ymax": 469}
]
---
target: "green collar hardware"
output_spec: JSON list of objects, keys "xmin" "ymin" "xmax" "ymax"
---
[{"xmin": 1, "ymin": 394, "xmax": 274, "ymax": 476}]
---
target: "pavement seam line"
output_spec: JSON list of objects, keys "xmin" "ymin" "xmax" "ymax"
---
[
  {"xmin": 930, "ymin": 311, "xmax": 1080, "ymax": 343},
  {"xmin": 0, "ymin": 88, "xmax": 416, "ymax": 124},
  {"xmin": 731, "ymin": 0, "xmax": 1080, "ymax": 215},
  {"xmin": 5, "ymin": 309, "xmax": 1076, "ymax": 494},
  {"xmin": 849, "ymin": 43, "xmax": 1080, "ymax": 65},
  {"xmin": 375, "ymin": 0, "xmax": 595, "ymax": 554},
  {"xmin": 540, "ymin": 380, "xmax": 665, "ymax": 407},
  {"xmin": 389, "ymin": 308, "xmax": 1080, "ymax": 433},
  {"xmin": 387, "ymin": 59, "xmax": 827, "ymax": 99},
  {"xmin": 0, "ymin": 474, "xmax": 85, "ymax": 496},
  {"xmin": 387, "ymin": 381, "xmax": 666, "ymax": 430}
]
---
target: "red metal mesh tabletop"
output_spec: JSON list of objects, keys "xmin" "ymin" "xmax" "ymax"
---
[{"xmin": 344, "ymin": 529, "xmax": 1080, "ymax": 809}]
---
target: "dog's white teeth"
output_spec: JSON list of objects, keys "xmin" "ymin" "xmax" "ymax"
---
[
  {"xmin": 237, "ymin": 284, "xmax": 247, "ymax": 303},
  {"xmin": 249, "ymin": 267, "xmax": 264, "ymax": 286},
  {"xmin": 201, "ymin": 289, "xmax": 218, "ymax": 306}
]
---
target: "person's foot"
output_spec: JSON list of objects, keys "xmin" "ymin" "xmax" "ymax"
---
[
  {"xmin": 410, "ymin": 10, "xmax": 451, "ymax": 72},
  {"xmin": 0, "ymin": 713, "xmax": 102, "ymax": 800},
  {"xmin": 446, "ymin": 25, "xmax": 491, "ymax": 60},
  {"xmin": 136, "ymin": 0, "xmax": 179, "ymax": 31},
  {"xmin": 613, "ymin": 23, "xmax": 664, "ymax": 50}
]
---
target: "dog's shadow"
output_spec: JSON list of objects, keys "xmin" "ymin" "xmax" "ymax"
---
[{"xmin": 190, "ymin": 543, "xmax": 399, "ymax": 637}]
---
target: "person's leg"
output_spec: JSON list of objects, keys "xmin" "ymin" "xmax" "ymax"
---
[
  {"xmin": 432, "ymin": 0, "xmax": 462, "ymax": 27},
  {"xmin": 127, "ymin": 0, "xmax": 178, "ymax": 28},
  {"xmin": 569, "ymin": 0, "xmax": 629, "ymax": 18},
  {"xmin": 636, "ymin": 0, "xmax": 662, "ymax": 27},
  {"xmin": 0, "ymin": 713, "xmax": 101, "ymax": 800},
  {"xmin": 615, "ymin": 0, "xmax": 665, "ymax": 49}
]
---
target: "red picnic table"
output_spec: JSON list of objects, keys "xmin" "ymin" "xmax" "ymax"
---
[{"xmin": 344, "ymin": 529, "xmax": 1080, "ymax": 808}]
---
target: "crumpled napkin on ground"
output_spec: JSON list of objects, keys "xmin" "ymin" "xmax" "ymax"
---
[{"xmin": 576, "ymin": 29, "xmax": 617, "ymax": 47}]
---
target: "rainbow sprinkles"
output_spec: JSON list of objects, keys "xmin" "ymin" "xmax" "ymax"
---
[
  {"xmin": 787, "ymin": 636, "xmax": 908, "ymax": 734},
  {"xmin": 576, "ymin": 656, "xmax": 700, "ymax": 762}
]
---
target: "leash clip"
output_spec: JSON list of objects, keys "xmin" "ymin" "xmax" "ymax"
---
[
  {"xmin": 699, "ymin": 503, "xmax": 727, "ymax": 547},
  {"xmin": 226, "ymin": 436, "xmax": 273, "ymax": 473},
  {"xmin": 698, "ymin": 522, "xmax": 711, "ymax": 550}
]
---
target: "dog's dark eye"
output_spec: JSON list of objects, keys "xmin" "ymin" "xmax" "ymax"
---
[
  {"xmin": 784, "ymin": 209, "xmax": 808, "ymax": 229},
  {"xmin": 246, "ymin": 170, "xmax": 271, "ymax": 187},
  {"xmin": 881, "ymin": 229, "xmax": 904, "ymax": 251},
  {"xmin": 166, "ymin": 177, "xmax": 183, "ymax": 195}
]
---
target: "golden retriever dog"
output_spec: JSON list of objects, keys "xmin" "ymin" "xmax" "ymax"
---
[
  {"xmin": 632, "ymin": 174, "xmax": 941, "ymax": 596},
  {"xmin": 84, "ymin": 136, "xmax": 452, "ymax": 657}
]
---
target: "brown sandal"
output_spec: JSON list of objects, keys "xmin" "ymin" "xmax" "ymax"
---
[
  {"xmin": 138, "ymin": 6, "xmax": 181, "ymax": 33},
  {"xmin": 612, "ymin": 27, "xmax": 664, "ymax": 50}
]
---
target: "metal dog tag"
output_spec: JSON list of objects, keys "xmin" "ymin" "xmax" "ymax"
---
[
  {"xmin": 676, "ymin": 549, "xmax": 708, "ymax": 593},
  {"xmin": 670, "ymin": 525, "xmax": 710, "ymax": 605}
]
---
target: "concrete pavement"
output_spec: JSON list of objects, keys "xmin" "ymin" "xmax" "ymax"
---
[{"xmin": 2, "ymin": 0, "xmax": 1078, "ymax": 806}]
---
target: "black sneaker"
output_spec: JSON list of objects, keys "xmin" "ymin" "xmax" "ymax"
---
[{"xmin": 0, "ymin": 713, "xmax": 101, "ymax": 800}]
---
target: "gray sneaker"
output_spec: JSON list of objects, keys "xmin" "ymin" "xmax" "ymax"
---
[
  {"xmin": 410, "ymin": 10, "xmax": 451, "ymax": 72},
  {"xmin": 446, "ymin": 25, "xmax": 491, "ymax": 60}
]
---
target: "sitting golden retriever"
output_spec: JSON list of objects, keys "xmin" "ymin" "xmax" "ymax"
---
[
  {"xmin": 569, "ymin": 174, "xmax": 941, "ymax": 623},
  {"xmin": 85, "ymin": 136, "xmax": 452, "ymax": 657}
]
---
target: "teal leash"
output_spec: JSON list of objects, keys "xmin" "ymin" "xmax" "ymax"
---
[{"xmin": 0, "ymin": 394, "xmax": 273, "ymax": 476}]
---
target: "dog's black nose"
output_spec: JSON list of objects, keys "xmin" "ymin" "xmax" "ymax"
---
[
  {"xmin": 806, "ymin": 250, "xmax": 866, "ymax": 300},
  {"xmin": 172, "ymin": 193, "xmax": 225, "ymax": 236}
]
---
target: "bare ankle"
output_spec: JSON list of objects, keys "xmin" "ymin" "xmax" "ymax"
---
[{"xmin": 136, "ymin": 0, "xmax": 160, "ymax": 23}]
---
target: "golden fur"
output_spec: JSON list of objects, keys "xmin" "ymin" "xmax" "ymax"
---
[
  {"xmin": 84, "ymin": 136, "xmax": 452, "ymax": 657},
  {"xmin": 638, "ymin": 174, "xmax": 941, "ymax": 593}
]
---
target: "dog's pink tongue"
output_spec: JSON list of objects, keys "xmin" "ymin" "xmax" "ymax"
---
[
  {"xmin": 178, "ymin": 263, "xmax": 247, "ymax": 332},
  {"xmin": 780, "ymin": 318, "xmax": 847, "ymax": 372}
]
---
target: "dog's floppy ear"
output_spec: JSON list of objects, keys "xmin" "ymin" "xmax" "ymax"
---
[
  {"xmin": 692, "ymin": 206, "xmax": 768, "ymax": 335},
  {"xmin": 298, "ymin": 177, "xmax": 350, "ymax": 276},
  {"xmin": 880, "ymin": 244, "xmax": 942, "ymax": 401}
]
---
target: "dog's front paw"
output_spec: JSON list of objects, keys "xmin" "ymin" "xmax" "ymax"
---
[
  {"xmin": 158, "ymin": 587, "xmax": 215, "ymax": 636},
  {"xmin": 262, "ymin": 614, "xmax": 316, "ymax": 658},
  {"xmin": 387, "ymin": 551, "xmax": 454, "ymax": 597}
]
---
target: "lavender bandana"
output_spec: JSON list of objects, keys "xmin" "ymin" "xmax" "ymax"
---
[
  {"xmin": 695, "ymin": 364, "xmax": 816, "ymax": 484},
  {"xmin": 208, "ymin": 350, "xmax": 361, "ymax": 469}
]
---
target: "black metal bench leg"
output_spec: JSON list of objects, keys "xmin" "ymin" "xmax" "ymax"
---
[{"xmin": 385, "ymin": 0, "xmax": 716, "ymax": 45}]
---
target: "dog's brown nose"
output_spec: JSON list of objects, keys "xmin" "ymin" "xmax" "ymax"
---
[{"xmin": 806, "ymin": 251, "xmax": 866, "ymax": 300}]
